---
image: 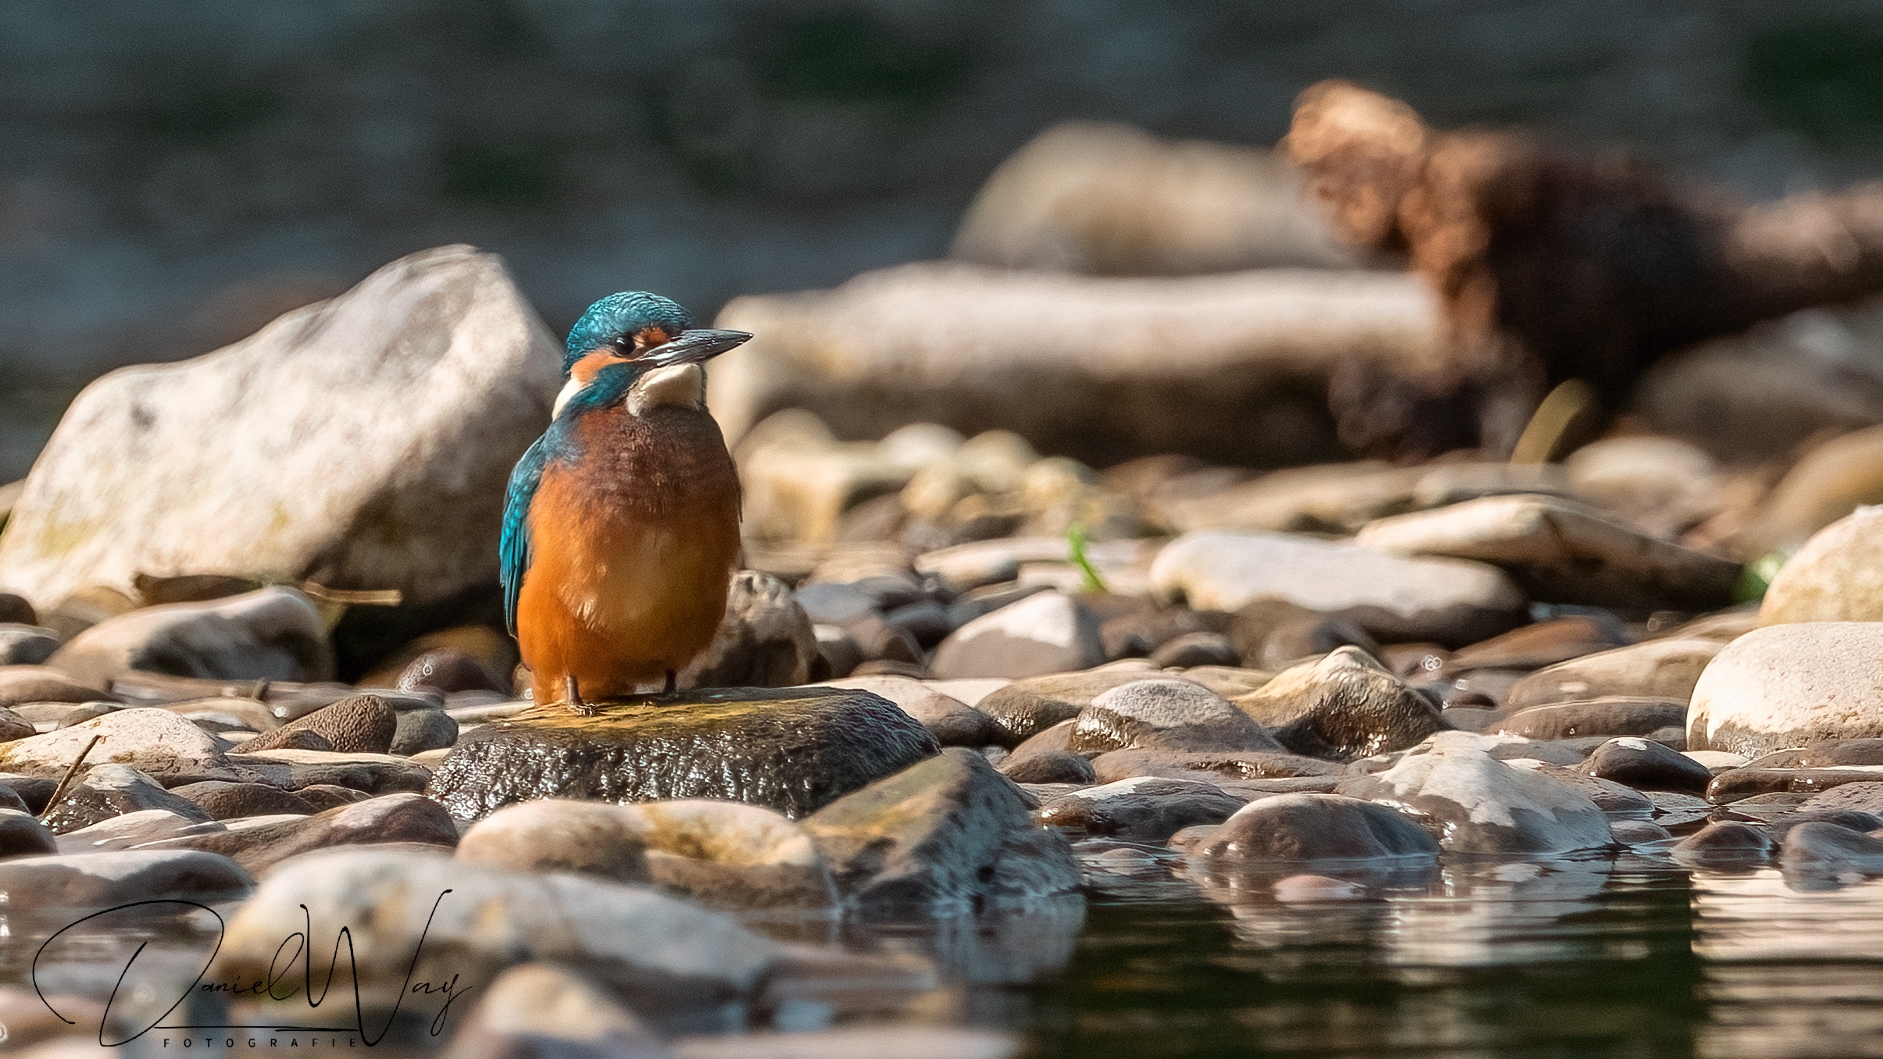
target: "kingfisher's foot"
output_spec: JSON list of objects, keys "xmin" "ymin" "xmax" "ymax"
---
[
  {"xmin": 658, "ymin": 669, "xmax": 679, "ymax": 701},
  {"xmin": 563, "ymin": 675, "xmax": 595, "ymax": 715}
]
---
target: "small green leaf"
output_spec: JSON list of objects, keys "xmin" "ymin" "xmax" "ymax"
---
[
  {"xmin": 1735, "ymin": 551, "xmax": 1787, "ymax": 604},
  {"xmin": 1067, "ymin": 523, "xmax": 1108, "ymax": 594}
]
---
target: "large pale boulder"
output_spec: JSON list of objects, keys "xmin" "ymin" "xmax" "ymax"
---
[
  {"xmin": 1688, "ymin": 622, "xmax": 1883, "ymax": 756},
  {"xmin": 1762, "ymin": 507, "xmax": 1883, "ymax": 624},
  {"xmin": 708, "ymin": 263, "xmax": 1445, "ymax": 467},
  {"xmin": 0, "ymin": 245, "xmax": 562, "ymax": 614},
  {"xmin": 1150, "ymin": 530, "xmax": 1525, "ymax": 645}
]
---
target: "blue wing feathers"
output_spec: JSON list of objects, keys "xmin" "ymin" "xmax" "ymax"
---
[{"xmin": 499, "ymin": 433, "xmax": 550, "ymax": 636}]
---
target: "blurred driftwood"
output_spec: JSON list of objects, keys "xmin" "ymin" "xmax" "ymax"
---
[
  {"xmin": 709, "ymin": 263, "xmax": 1445, "ymax": 469},
  {"xmin": 952, "ymin": 122, "xmax": 1361, "ymax": 275},
  {"xmin": 1286, "ymin": 81, "xmax": 1883, "ymax": 460}
]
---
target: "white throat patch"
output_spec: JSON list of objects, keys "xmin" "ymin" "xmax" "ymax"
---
[{"xmin": 627, "ymin": 363, "xmax": 706, "ymax": 416}]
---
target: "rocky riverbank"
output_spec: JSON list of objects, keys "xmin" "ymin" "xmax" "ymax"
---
[
  {"xmin": 10, "ymin": 91, "xmax": 1883, "ymax": 1056},
  {"xmin": 7, "ymin": 333, "xmax": 1883, "ymax": 1053}
]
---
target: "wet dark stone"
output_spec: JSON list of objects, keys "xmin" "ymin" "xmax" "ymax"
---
[
  {"xmin": 427, "ymin": 687, "xmax": 939, "ymax": 820},
  {"xmin": 0, "ymin": 775, "xmax": 55, "ymax": 814},
  {"xmin": 1707, "ymin": 767, "xmax": 1883, "ymax": 804},
  {"xmin": 396, "ymin": 647, "xmax": 506, "ymax": 695},
  {"xmin": 1647, "ymin": 790, "xmax": 1712, "ymax": 834},
  {"xmin": 1495, "ymin": 697, "xmax": 1689, "ymax": 741},
  {"xmin": 41, "ymin": 763, "xmax": 213, "ymax": 834},
  {"xmin": 170, "ymin": 781, "xmax": 315, "ymax": 820},
  {"xmin": 999, "ymin": 751, "xmax": 1096, "ymax": 785},
  {"xmin": 1003, "ymin": 719, "xmax": 1081, "ymax": 771},
  {"xmin": 390, "ymin": 707, "xmax": 459, "ymax": 755},
  {"xmin": 0, "ymin": 594, "xmax": 36, "ymax": 625},
  {"xmin": 0, "ymin": 808, "xmax": 56, "ymax": 859},
  {"xmin": 143, "ymin": 793, "xmax": 457, "ymax": 874},
  {"xmin": 683, "ymin": 570, "xmax": 821, "ymax": 688},
  {"xmin": 1673, "ymin": 820, "xmax": 1773, "ymax": 862},
  {"xmin": 1585, "ymin": 736, "xmax": 1713, "ymax": 793},
  {"xmin": 1257, "ymin": 617, "xmax": 1380, "ymax": 670},
  {"xmin": 883, "ymin": 599, "xmax": 954, "ymax": 647},
  {"xmin": 1646, "ymin": 725, "xmax": 1687, "ymax": 751},
  {"xmin": 1035, "ymin": 777, "xmax": 1245, "ymax": 843},
  {"xmin": 1528, "ymin": 763, "xmax": 1654, "ymax": 814},
  {"xmin": 1445, "ymin": 614, "xmax": 1632, "ymax": 671},
  {"xmin": 1149, "ymin": 632, "xmax": 1241, "ymax": 669},
  {"xmin": 975, "ymin": 668, "xmax": 1160, "ymax": 746},
  {"xmin": 1610, "ymin": 819, "xmax": 1674, "ymax": 844},
  {"xmin": 0, "ymin": 708, "xmax": 31, "ymax": 742},
  {"xmin": 0, "ymin": 784, "xmax": 26, "ymax": 813},
  {"xmin": 1227, "ymin": 599, "xmax": 1335, "ymax": 660},
  {"xmin": 1099, "ymin": 606, "xmax": 1221, "ymax": 662},
  {"xmin": 1780, "ymin": 821, "xmax": 1883, "ymax": 874},
  {"xmin": 1191, "ymin": 792, "xmax": 1439, "ymax": 861},
  {"xmin": 234, "ymin": 693, "xmax": 396, "ymax": 754},
  {"xmin": 1242, "ymin": 648, "xmax": 1448, "ymax": 761},
  {"xmin": 1767, "ymin": 808, "xmax": 1883, "ymax": 840}
]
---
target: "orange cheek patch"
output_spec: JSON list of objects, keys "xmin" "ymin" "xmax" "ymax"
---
[{"xmin": 570, "ymin": 349, "xmax": 626, "ymax": 387}]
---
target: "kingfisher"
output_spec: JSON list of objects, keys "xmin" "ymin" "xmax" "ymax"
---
[{"xmin": 500, "ymin": 292, "xmax": 752, "ymax": 712}]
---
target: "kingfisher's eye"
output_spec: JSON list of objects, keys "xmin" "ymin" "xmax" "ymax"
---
[{"xmin": 610, "ymin": 335, "xmax": 635, "ymax": 353}]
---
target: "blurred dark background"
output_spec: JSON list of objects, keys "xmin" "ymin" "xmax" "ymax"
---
[{"xmin": 5, "ymin": 0, "xmax": 1883, "ymax": 479}]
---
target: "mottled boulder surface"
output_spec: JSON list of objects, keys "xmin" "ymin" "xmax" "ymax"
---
[
  {"xmin": 0, "ymin": 245, "xmax": 561, "ymax": 616},
  {"xmin": 1688, "ymin": 622, "xmax": 1883, "ymax": 757},
  {"xmin": 427, "ymin": 687, "xmax": 939, "ymax": 820}
]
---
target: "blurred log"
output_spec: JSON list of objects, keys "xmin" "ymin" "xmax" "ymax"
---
[
  {"xmin": 1285, "ymin": 80, "xmax": 1883, "ymax": 460},
  {"xmin": 951, "ymin": 122, "xmax": 1361, "ymax": 275},
  {"xmin": 708, "ymin": 263, "xmax": 1445, "ymax": 469}
]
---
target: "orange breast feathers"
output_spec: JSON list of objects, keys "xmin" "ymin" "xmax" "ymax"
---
[{"xmin": 516, "ymin": 404, "xmax": 743, "ymax": 701}]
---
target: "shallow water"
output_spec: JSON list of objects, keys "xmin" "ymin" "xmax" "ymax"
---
[{"xmin": 869, "ymin": 848, "xmax": 1883, "ymax": 1059}]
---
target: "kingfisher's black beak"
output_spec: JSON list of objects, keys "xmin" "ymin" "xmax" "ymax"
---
[{"xmin": 642, "ymin": 329, "xmax": 753, "ymax": 366}]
